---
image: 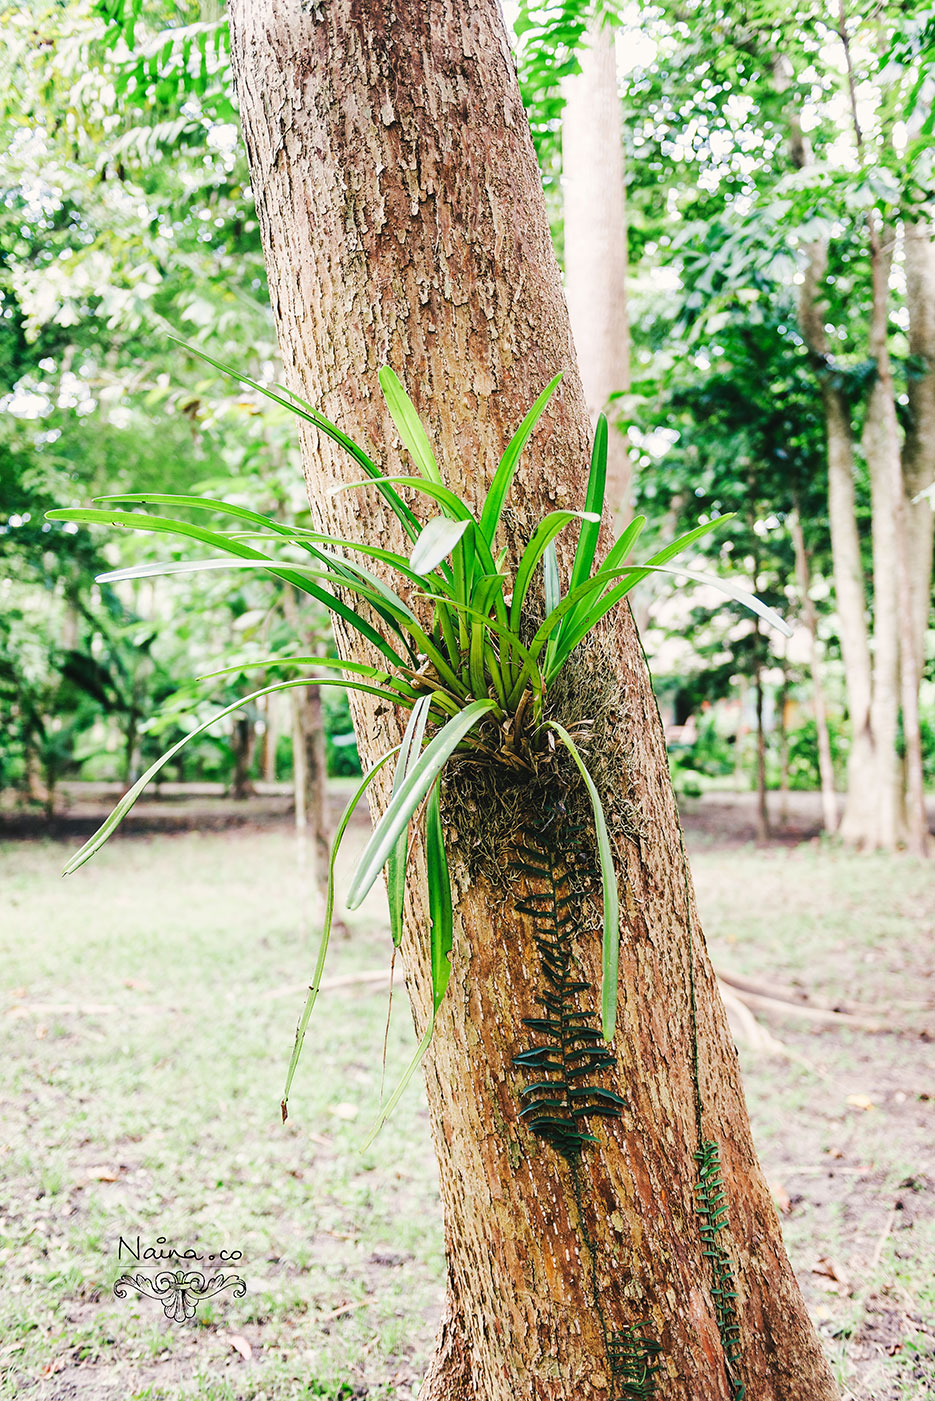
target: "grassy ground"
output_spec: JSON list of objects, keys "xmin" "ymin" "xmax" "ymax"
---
[{"xmin": 1, "ymin": 804, "xmax": 932, "ymax": 1401}]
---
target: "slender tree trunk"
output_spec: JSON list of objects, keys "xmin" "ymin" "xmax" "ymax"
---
[
  {"xmin": 777, "ymin": 666, "xmax": 790, "ymax": 827},
  {"xmin": 796, "ymin": 237, "xmax": 876, "ymax": 845},
  {"xmin": 753, "ymin": 641, "xmax": 770, "ymax": 843},
  {"xmin": 561, "ymin": 13, "xmax": 631, "ymax": 518},
  {"xmin": 902, "ymin": 217, "xmax": 935, "ymax": 719},
  {"xmin": 790, "ymin": 508, "xmax": 838, "ymax": 833},
  {"xmin": 778, "ymin": 56, "xmax": 879, "ymax": 846},
  {"xmin": 228, "ymin": 4, "xmax": 839, "ymax": 1397},
  {"xmin": 231, "ymin": 715, "xmax": 256, "ymax": 800},
  {"xmin": 863, "ymin": 224, "xmax": 928, "ymax": 854},
  {"xmin": 283, "ymin": 589, "xmax": 332, "ymax": 896},
  {"xmin": 262, "ymin": 693, "xmax": 279, "ymax": 782},
  {"xmin": 292, "ymin": 680, "xmax": 330, "ymax": 900}
]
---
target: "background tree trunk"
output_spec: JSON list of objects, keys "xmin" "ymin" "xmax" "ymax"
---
[
  {"xmin": 903, "ymin": 219, "xmax": 935, "ymax": 670},
  {"xmin": 291, "ymin": 680, "xmax": 330, "ymax": 901},
  {"xmin": 790, "ymin": 507, "xmax": 838, "ymax": 834},
  {"xmin": 230, "ymin": 714, "xmax": 256, "ymax": 800},
  {"xmin": 561, "ymin": 13, "xmax": 631, "ymax": 518},
  {"xmin": 228, "ymin": 3, "xmax": 839, "ymax": 1397}
]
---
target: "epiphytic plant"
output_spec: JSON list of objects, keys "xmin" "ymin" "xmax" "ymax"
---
[
  {"xmin": 48, "ymin": 347, "xmax": 788, "ymax": 1109},
  {"xmin": 50, "ymin": 347, "xmax": 785, "ymax": 1390}
]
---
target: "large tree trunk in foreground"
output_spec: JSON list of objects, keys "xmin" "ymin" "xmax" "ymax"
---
[
  {"xmin": 562, "ymin": 15, "xmax": 631, "ymax": 517},
  {"xmin": 229, "ymin": 3, "xmax": 838, "ymax": 1397}
]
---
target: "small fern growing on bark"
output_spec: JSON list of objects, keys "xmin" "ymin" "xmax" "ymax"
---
[
  {"xmin": 695, "ymin": 1138, "xmax": 745, "ymax": 1399},
  {"xmin": 608, "ymin": 1322, "xmax": 663, "ymax": 1399},
  {"xmin": 512, "ymin": 815, "xmax": 624, "ymax": 1155}
]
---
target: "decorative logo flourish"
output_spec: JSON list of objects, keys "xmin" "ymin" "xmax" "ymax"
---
[{"xmin": 113, "ymin": 1270, "xmax": 247, "ymax": 1323}]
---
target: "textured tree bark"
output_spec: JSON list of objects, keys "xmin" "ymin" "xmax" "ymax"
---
[
  {"xmin": 561, "ymin": 14, "xmax": 631, "ymax": 518},
  {"xmin": 228, "ymin": 2, "xmax": 839, "ymax": 1397}
]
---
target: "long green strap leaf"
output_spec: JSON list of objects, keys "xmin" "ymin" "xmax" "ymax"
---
[
  {"xmin": 554, "ymin": 511, "xmax": 646, "ymax": 653},
  {"xmin": 545, "ymin": 721, "xmax": 619, "ymax": 1040},
  {"xmin": 61, "ymin": 678, "xmax": 410, "ymax": 876},
  {"xmin": 623, "ymin": 563, "xmax": 792, "ymax": 636},
  {"xmin": 410, "ymin": 517, "xmax": 470, "ymax": 575},
  {"xmin": 426, "ymin": 779, "xmax": 453, "ymax": 1013},
  {"xmin": 509, "ymin": 510, "xmax": 600, "ymax": 632},
  {"xmin": 378, "ymin": 366, "xmax": 443, "ymax": 484},
  {"xmin": 568, "ymin": 413, "xmax": 608, "ymax": 596},
  {"xmin": 92, "ymin": 492, "xmax": 421, "ymax": 648},
  {"xmin": 46, "ymin": 507, "xmax": 407, "ymax": 670},
  {"xmin": 347, "ymin": 700, "xmax": 496, "ymax": 909},
  {"xmin": 478, "ymin": 373, "xmax": 563, "ymax": 545},
  {"xmin": 551, "ymin": 515, "xmax": 737, "ymax": 669},
  {"xmin": 168, "ymin": 336, "xmax": 421, "ymax": 540},
  {"xmin": 281, "ymin": 747, "xmax": 399, "ymax": 1121},
  {"xmin": 361, "ymin": 1019, "xmax": 433, "ymax": 1151},
  {"xmin": 361, "ymin": 776, "xmax": 454, "ymax": 1149},
  {"xmin": 197, "ymin": 655, "xmax": 420, "ymax": 705},
  {"xmin": 386, "ymin": 695, "xmax": 432, "ymax": 948}
]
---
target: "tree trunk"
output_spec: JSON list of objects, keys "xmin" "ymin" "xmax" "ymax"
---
[
  {"xmin": 778, "ymin": 60, "xmax": 879, "ymax": 847},
  {"xmin": 754, "ymin": 648, "xmax": 770, "ymax": 843},
  {"xmin": 777, "ymin": 666, "xmax": 790, "ymax": 828},
  {"xmin": 561, "ymin": 14, "xmax": 631, "ymax": 518},
  {"xmin": 790, "ymin": 508, "xmax": 838, "ymax": 834},
  {"xmin": 796, "ymin": 236, "xmax": 876, "ymax": 846},
  {"xmin": 902, "ymin": 218, "xmax": 935, "ymax": 784},
  {"xmin": 292, "ymin": 678, "xmax": 330, "ymax": 901},
  {"xmin": 228, "ymin": 3, "xmax": 839, "ymax": 1397},
  {"xmin": 863, "ymin": 224, "xmax": 928, "ymax": 854},
  {"xmin": 231, "ymin": 714, "xmax": 256, "ymax": 800},
  {"xmin": 283, "ymin": 588, "xmax": 332, "ymax": 897}
]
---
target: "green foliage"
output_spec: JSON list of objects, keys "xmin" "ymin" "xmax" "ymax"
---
[
  {"xmin": 608, "ymin": 1322, "xmax": 663, "ymax": 1398},
  {"xmin": 49, "ymin": 348, "xmax": 787, "ymax": 1121},
  {"xmin": 512, "ymin": 811, "xmax": 623, "ymax": 1156},
  {"xmin": 694, "ymin": 1139, "xmax": 745, "ymax": 1399}
]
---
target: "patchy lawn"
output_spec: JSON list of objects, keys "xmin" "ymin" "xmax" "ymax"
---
[{"xmin": 1, "ymin": 801, "xmax": 932, "ymax": 1400}]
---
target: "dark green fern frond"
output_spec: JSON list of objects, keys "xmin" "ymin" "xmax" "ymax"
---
[
  {"xmin": 695, "ymin": 1139, "xmax": 745, "ymax": 1399},
  {"xmin": 511, "ymin": 816, "xmax": 624, "ymax": 1158},
  {"xmin": 608, "ymin": 1322, "xmax": 663, "ymax": 1398}
]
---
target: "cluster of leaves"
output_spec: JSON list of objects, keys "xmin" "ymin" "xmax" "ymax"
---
[
  {"xmin": 694, "ymin": 1137, "xmax": 745, "ymax": 1400},
  {"xmin": 608, "ymin": 1322, "xmax": 663, "ymax": 1399},
  {"xmin": 49, "ymin": 346, "xmax": 788, "ymax": 1127},
  {"xmin": 512, "ymin": 811, "xmax": 625, "ymax": 1156}
]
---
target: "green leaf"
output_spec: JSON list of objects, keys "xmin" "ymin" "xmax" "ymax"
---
[
  {"xmin": 554, "ymin": 511, "xmax": 645, "ymax": 653},
  {"xmin": 630, "ymin": 563, "xmax": 792, "ymax": 636},
  {"xmin": 568, "ymin": 414, "xmax": 607, "ymax": 595},
  {"xmin": 426, "ymin": 780, "xmax": 453, "ymax": 1013},
  {"xmin": 281, "ymin": 747, "xmax": 399, "ymax": 1121},
  {"xmin": 167, "ymin": 337, "xmax": 421, "ymax": 540},
  {"xmin": 545, "ymin": 721, "xmax": 619, "ymax": 1040},
  {"xmin": 378, "ymin": 366, "xmax": 442, "ymax": 484},
  {"xmin": 61, "ymin": 678, "xmax": 408, "ymax": 876},
  {"xmin": 47, "ymin": 506, "xmax": 407, "ymax": 670},
  {"xmin": 551, "ymin": 514, "xmax": 736, "ymax": 667},
  {"xmin": 361, "ymin": 1019, "xmax": 433, "ymax": 1150},
  {"xmin": 509, "ymin": 509, "xmax": 600, "ymax": 632},
  {"xmin": 543, "ymin": 540, "xmax": 560, "ymax": 615},
  {"xmin": 478, "ymin": 373, "xmax": 562, "ymax": 544},
  {"xmin": 409, "ymin": 517, "xmax": 470, "ymax": 576},
  {"xmin": 347, "ymin": 700, "xmax": 496, "ymax": 909},
  {"xmin": 386, "ymin": 695, "xmax": 432, "ymax": 948}
]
